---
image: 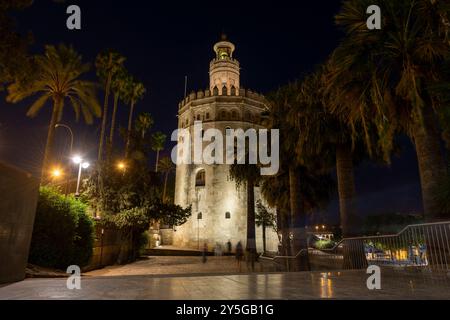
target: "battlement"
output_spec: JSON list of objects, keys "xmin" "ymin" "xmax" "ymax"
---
[{"xmin": 178, "ymin": 88, "xmax": 267, "ymax": 110}]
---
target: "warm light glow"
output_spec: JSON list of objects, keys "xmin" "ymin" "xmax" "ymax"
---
[
  {"xmin": 315, "ymin": 226, "xmax": 319, "ymax": 231},
  {"xmin": 51, "ymin": 168, "xmax": 63, "ymax": 178},
  {"xmin": 82, "ymin": 162, "xmax": 90, "ymax": 169},
  {"xmin": 72, "ymin": 155, "xmax": 82, "ymax": 164},
  {"xmin": 117, "ymin": 162, "xmax": 126, "ymax": 170},
  {"xmin": 322, "ymin": 225, "xmax": 326, "ymax": 229}
]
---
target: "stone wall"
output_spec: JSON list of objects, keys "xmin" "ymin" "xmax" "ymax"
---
[{"xmin": 0, "ymin": 163, "xmax": 39, "ymax": 284}]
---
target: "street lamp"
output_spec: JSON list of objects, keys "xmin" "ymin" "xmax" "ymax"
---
[{"xmin": 72, "ymin": 155, "xmax": 90, "ymax": 196}]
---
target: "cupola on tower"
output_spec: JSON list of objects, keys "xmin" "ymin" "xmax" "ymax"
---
[{"xmin": 209, "ymin": 34, "xmax": 240, "ymax": 95}]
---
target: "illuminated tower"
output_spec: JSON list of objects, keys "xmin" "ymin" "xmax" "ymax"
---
[{"xmin": 171, "ymin": 36, "xmax": 278, "ymax": 252}]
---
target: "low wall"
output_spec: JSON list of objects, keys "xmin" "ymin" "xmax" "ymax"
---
[
  {"xmin": 83, "ymin": 225, "xmax": 132, "ymax": 271},
  {"xmin": 0, "ymin": 163, "xmax": 39, "ymax": 284}
]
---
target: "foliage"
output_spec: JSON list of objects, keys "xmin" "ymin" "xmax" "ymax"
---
[
  {"xmin": 29, "ymin": 186, "xmax": 94, "ymax": 269},
  {"xmin": 7, "ymin": 44, "xmax": 101, "ymax": 123},
  {"xmin": 255, "ymin": 200, "xmax": 276, "ymax": 231},
  {"xmin": 314, "ymin": 239, "xmax": 336, "ymax": 250}
]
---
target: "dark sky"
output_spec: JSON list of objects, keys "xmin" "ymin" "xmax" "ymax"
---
[{"xmin": 0, "ymin": 0, "xmax": 423, "ymax": 222}]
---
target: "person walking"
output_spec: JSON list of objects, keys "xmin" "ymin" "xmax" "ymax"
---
[
  {"xmin": 235, "ymin": 241, "xmax": 243, "ymax": 272},
  {"xmin": 202, "ymin": 243, "xmax": 208, "ymax": 264},
  {"xmin": 227, "ymin": 240, "xmax": 232, "ymax": 255}
]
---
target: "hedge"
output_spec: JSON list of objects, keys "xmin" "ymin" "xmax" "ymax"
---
[{"xmin": 28, "ymin": 186, "xmax": 94, "ymax": 269}]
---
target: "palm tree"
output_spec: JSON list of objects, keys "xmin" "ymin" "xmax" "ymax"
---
[
  {"xmin": 332, "ymin": 0, "xmax": 450, "ymax": 220},
  {"xmin": 95, "ymin": 50, "xmax": 126, "ymax": 161},
  {"xmin": 108, "ymin": 66, "xmax": 130, "ymax": 154},
  {"xmin": 7, "ymin": 44, "xmax": 101, "ymax": 181},
  {"xmin": 151, "ymin": 131, "xmax": 166, "ymax": 172},
  {"xmin": 266, "ymin": 83, "xmax": 311, "ymax": 271},
  {"xmin": 135, "ymin": 112, "xmax": 154, "ymax": 139},
  {"xmin": 123, "ymin": 79, "xmax": 146, "ymax": 158},
  {"xmin": 260, "ymin": 173, "xmax": 291, "ymax": 256},
  {"xmin": 255, "ymin": 200, "xmax": 276, "ymax": 254},
  {"xmin": 158, "ymin": 156, "xmax": 174, "ymax": 203},
  {"xmin": 229, "ymin": 161, "xmax": 260, "ymax": 267}
]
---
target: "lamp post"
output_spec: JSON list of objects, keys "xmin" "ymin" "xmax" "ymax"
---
[
  {"xmin": 73, "ymin": 156, "xmax": 90, "ymax": 197},
  {"xmin": 55, "ymin": 124, "xmax": 74, "ymax": 195}
]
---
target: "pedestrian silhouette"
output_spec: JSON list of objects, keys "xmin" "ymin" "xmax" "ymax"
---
[
  {"xmin": 202, "ymin": 243, "xmax": 208, "ymax": 263},
  {"xmin": 235, "ymin": 241, "xmax": 244, "ymax": 271},
  {"xmin": 227, "ymin": 240, "xmax": 232, "ymax": 255}
]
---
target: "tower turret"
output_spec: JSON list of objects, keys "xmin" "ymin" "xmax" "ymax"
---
[{"xmin": 209, "ymin": 34, "xmax": 240, "ymax": 95}]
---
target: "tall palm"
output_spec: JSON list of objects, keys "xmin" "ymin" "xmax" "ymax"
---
[
  {"xmin": 266, "ymin": 83, "xmax": 310, "ymax": 271},
  {"xmin": 151, "ymin": 131, "xmax": 166, "ymax": 172},
  {"xmin": 332, "ymin": 0, "xmax": 450, "ymax": 220},
  {"xmin": 135, "ymin": 112, "xmax": 154, "ymax": 139},
  {"xmin": 108, "ymin": 66, "xmax": 130, "ymax": 154},
  {"xmin": 229, "ymin": 162, "xmax": 260, "ymax": 260},
  {"xmin": 95, "ymin": 50, "xmax": 126, "ymax": 161},
  {"xmin": 7, "ymin": 44, "xmax": 101, "ymax": 181},
  {"xmin": 123, "ymin": 79, "xmax": 146, "ymax": 158},
  {"xmin": 158, "ymin": 156, "xmax": 174, "ymax": 203}
]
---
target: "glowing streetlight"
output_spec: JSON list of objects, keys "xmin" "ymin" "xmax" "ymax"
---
[
  {"xmin": 73, "ymin": 155, "xmax": 90, "ymax": 196},
  {"xmin": 51, "ymin": 168, "xmax": 63, "ymax": 179},
  {"xmin": 117, "ymin": 162, "xmax": 126, "ymax": 170}
]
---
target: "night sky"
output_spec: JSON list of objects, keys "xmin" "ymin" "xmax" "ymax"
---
[{"xmin": 0, "ymin": 0, "xmax": 423, "ymax": 223}]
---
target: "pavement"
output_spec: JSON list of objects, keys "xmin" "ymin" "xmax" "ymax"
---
[{"xmin": 1, "ymin": 256, "xmax": 450, "ymax": 300}]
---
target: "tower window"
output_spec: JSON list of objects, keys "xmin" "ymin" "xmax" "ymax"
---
[
  {"xmin": 197, "ymin": 212, "xmax": 203, "ymax": 220},
  {"xmin": 196, "ymin": 114, "xmax": 201, "ymax": 121},
  {"xmin": 206, "ymin": 112, "xmax": 210, "ymax": 120},
  {"xmin": 221, "ymin": 110, "xmax": 228, "ymax": 120},
  {"xmin": 231, "ymin": 110, "xmax": 238, "ymax": 120},
  {"xmin": 195, "ymin": 169, "xmax": 206, "ymax": 187},
  {"xmin": 213, "ymin": 86, "xmax": 219, "ymax": 96},
  {"xmin": 225, "ymin": 212, "xmax": 231, "ymax": 219},
  {"xmin": 230, "ymin": 86, "xmax": 236, "ymax": 96}
]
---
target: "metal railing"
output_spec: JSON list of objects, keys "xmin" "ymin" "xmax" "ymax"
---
[{"xmin": 260, "ymin": 221, "xmax": 450, "ymax": 273}]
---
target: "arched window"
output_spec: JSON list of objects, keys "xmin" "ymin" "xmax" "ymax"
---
[
  {"xmin": 195, "ymin": 169, "xmax": 206, "ymax": 187},
  {"xmin": 230, "ymin": 86, "xmax": 236, "ymax": 96},
  {"xmin": 205, "ymin": 112, "xmax": 210, "ymax": 120},
  {"xmin": 213, "ymin": 86, "xmax": 219, "ymax": 96},
  {"xmin": 231, "ymin": 110, "xmax": 238, "ymax": 120},
  {"xmin": 197, "ymin": 212, "xmax": 203, "ymax": 220},
  {"xmin": 245, "ymin": 111, "xmax": 251, "ymax": 121},
  {"xmin": 221, "ymin": 110, "xmax": 227, "ymax": 120},
  {"xmin": 196, "ymin": 114, "xmax": 201, "ymax": 121},
  {"xmin": 222, "ymin": 85, "xmax": 228, "ymax": 96},
  {"xmin": 225, "ymin": 212, "xmax": 231, "ymax": 219}
]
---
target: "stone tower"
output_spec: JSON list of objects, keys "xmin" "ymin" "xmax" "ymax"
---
[{"xmin": 172, "ymin": 36, "xmax": 279, "ymax": 252}]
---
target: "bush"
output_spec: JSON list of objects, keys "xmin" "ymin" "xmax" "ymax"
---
[
  {"xmin": 314, "ymin": 239, "xmax": 336, "ymax": 250},
  {"xmin": 28, "ymin": 186, "xmax": 94, "ymax": 269}
]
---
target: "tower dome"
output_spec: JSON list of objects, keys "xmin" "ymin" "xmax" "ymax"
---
[{"xmin": 209, "ymin": 35, "xmax": 240, "ymax": 95}]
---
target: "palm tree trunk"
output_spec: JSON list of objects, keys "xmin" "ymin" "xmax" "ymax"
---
[
  {"xmin": 280, "ymin": 207, "xmax": 291, "ymax": 256},
  {"xmin": 412, "ymin": 105, "xmax": 448, "ymax": 221},
  {"xmin": 108, "ymin": 92, "xmax": 119, "ymax": 157},
  {"xmin": 155, "ymin": 150, "xmax": 160, "ymax": 172},
  {"xmin": 336, "ymin": 144, "xmax": 367, "ymax": 270},
  {"xmin": 246, "ymin": 179, "xmax": 257, "ymax": 257},
  {"xmin": 163, "ymin": 171, "xmax": 169, "ymax": 203},
  {"xmin": 98, "ymin": 70, "xmax": 112, "ymax": 162},
  {"xmin": 41, "ymin": 97, "xmax": 63, "ymax": 182},
  {"xmin": 336, "ymin": 143, "xmax": 357, "ymax": 237},
  {"xmin": 288, "ymin": 165, "xmax": 310, "ymax": 271},
  {"xmin": 262, "ymin": 223, "xmax": 266, "ymax": 254},
  {"xmin": 125, "ymin": 101, "xmax": 135, "ymax": 158}
]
